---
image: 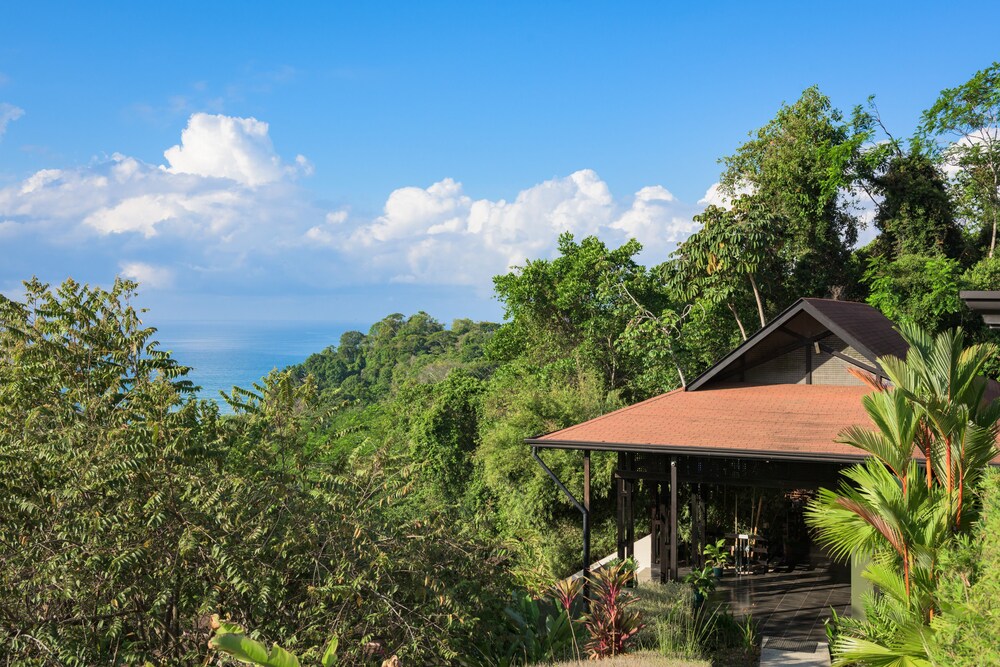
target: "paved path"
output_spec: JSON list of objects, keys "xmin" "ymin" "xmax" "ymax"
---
[{"xmin": 759, "ymin": 636, "xmax": 831, "ymax": 666}]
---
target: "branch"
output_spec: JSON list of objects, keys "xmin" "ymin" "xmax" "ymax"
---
[
  {"xmin": 617, "ymin": 281, "xmax": 690, "ymax": 388},
  {"xmin": 870, "ymin": 100, "xmax": 902, "ymax": 157}
]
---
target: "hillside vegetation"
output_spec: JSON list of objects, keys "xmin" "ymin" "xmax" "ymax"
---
[{"xmin": 3, "ymin": 63, "xmax": 1000, "ymax": 665}]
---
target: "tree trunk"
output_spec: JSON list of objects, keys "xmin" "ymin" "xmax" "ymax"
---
[
  {"xmin": 990, "ymin": 169, "xmax": 998, "ymax": 258},
  {"xmin": 747, "ymin": 273, "xmax": 766, "ymax": 329},
  {"xmin": 727, "ymin": 302, "xmax": 748, "ymax": 341},
  {"xmin": 663, "ymin": 334, "xmax": 687, "ymax": 389}
]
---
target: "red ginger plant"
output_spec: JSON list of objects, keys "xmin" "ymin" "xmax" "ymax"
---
[{"xmin": 582, "ymin": 561, "xmax": 645, "ymax": 658}]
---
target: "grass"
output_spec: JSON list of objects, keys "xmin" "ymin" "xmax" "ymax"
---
[
  {"xmin": 547, "ymin": 651, "xmax": 709, "ymax": 667},
  {"xmin": 529, "ymin": 578, "xmax": 757, "ymax": 666},
  {"xmin": 633, "ymin": 581, "xmax": 702, "ymax": 658},
  {"xmin": 630, "ymin": 580, "xmax": 760, "ymax": 667}
]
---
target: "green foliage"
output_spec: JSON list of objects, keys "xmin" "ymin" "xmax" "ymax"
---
[
  {"xmin": 633, "ymin": 583, "xmax": 756, "ymax": 665},
  {"xmin": 209, "ymin": 617, "xmax": 311, "ymax": 667},
  {"xmin": 806, "ymin": 325, "xmax": 1000, "ymax": 666},
  {"xmin": 868, "ymin": 150, "xmax": 966, "ymax": 260},
  {"xmin": 674, "ymin": 196, "xmax": 783, "ymax": 329},
  {"xmin": 491, "ymin": 233, "xmax": 659, "ymax": 399},
  {"xmin": 702, "ymin": 540, "xmax": 729, "ymax": 569},
  {"xmin": 920, "ymin": 61, "xmax": 1000, "ymax": 258},
  {"xmin": 292, "ymin": 234, "xmax": 675, "ymax": 587},
  {"xmin": 409, "ymin": 369, "xmax": 484, "ymax": 504},
  {"xmin": 298, "ymin": 313, "xmax": 497, "ymax": 403},
  {"xmin": 929, "ymin": 470, "xmax": 1000, "ymax": 666},
  {"xmin": 208, "ymin": 616, "xmax": 345, "ymax": 667},
  {"xmin": 0, "ymin": 279, "xmax": 514, "ymax": 666},
  {"xmin": 865, "ymin": 253, "xmax": 964, "ymax": 331},
  {"xmin": 720, "ymin": 85, "xmax": 875, "ymax": 296},
  {"xmin": 0, "ymin": 278, "xmax": 215, "ymax": 664},
  {"xmin": 476, "ymin": 368, "xmax": 620, "ymax": 581},
  {"xmin": 963, "ymin": 254, "xmax": 1000, "ymax": 290},
  {"xmin": 496, "ymin": 592, "xmax": 579, "ymax": 665},
  {"xmin": 682, "ymin": 567, "xmax": 717, "ymax": 601}
]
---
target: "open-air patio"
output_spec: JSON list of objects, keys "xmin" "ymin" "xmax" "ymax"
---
[{"xmin": 708, "ymin": 562, "xmax": 850, "ymax": 643}]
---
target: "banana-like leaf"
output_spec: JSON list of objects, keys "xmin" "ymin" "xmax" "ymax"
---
[
  {"xmin": 209, "ymin": 632, "xmax": 302, "ymax": 667},
  {"xmin": 321, "ymin": 636, "xmax": 339, "ymax": 667},
  {"xmin": 209, "ymin": 633, "xmax": 271, "ymax": 664},
  {"xmin": 264, "ymin": 645, "xmax": 301, "ymax": 667}
]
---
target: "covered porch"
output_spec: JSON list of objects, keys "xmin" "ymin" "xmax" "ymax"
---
[{"xmin": 532, "ymin": 437, "xmax": 863, "ymax": 639}]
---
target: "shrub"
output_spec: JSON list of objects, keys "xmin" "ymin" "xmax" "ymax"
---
[
  {"xmin": 583, "ymin": 562, "xmax": 645, "ymax": 658},
  {"xmin": 929, "ymin": 469, "xmax": 1000, "ymax": 666},
  {"xmin": 495, "ymin": 592, "xmax": 578, "ymax": 665}
]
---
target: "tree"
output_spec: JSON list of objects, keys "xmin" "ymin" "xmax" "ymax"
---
[
  {"xmin": 672, "ymin": 196, "xmax": 782, "ymax": 332},
  {"xmin": 929, "ymin": 469, "xmax": 1000, "ymax": 666},
  {"xmin": 720, "ymin": 86, "xmax": 874, "ymax": 297},
  {"xmin": 0, "ymin": 278, "xmax": 514, "ymax": 665},
  {"xmin": 491, "ymin": 234, "xmax": 653, "ymax": 398},
  {"xmin": 865, "ymin": 253, "xmax": 964, "ymax": 332},
  {"xmin": 806, "ymin": 325, "xmax": 1000, "ymax": 665},
  {"xmin": 920, "ymin": 62, "xmax": 1000, "ymax": 257},
  {"xmin": 868, "ymin": 150, "xmax": 966, "ymax": 260},
  {"xmin": 409, "ymin": 369, "xmax": 484, "ymax": 505}
]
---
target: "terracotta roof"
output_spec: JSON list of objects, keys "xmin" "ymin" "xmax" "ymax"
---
[
  {"xmin": 531, "ymin": 298, "xmax": 1000, "ymax": 463},
  {"xmin": 532, "ymin": 383, "xmax": 874, "ymax": 462}
]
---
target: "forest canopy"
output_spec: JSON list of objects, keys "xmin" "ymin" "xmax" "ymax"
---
[{"xmin": 2, "ymin": 63, "xmax": 1000, "ymax": 665}]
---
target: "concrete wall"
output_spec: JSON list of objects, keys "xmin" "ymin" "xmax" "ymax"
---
[{"xmin": 850, "ymin": 552, "xmax": 871, "ymax": 618}]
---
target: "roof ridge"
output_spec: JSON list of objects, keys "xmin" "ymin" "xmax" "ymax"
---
[
  {"xmin": 803, "ymin": 297, "xmax": 879, "ymax": 308},
  {"xmin": 802, "ymin": 297, "xmax": 872, "ymax": 304}
]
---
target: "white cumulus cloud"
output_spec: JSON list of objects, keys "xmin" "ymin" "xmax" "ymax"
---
[
  {"xmin": 0, "ymin": 103, "xmax": 25, "ymax": 140},
  {"xmin": 0, "ymin": 113, "xmax": 321, "ymax": 301},
  {"xmin": 612, "ymin": 185, "xmax": 698, "ymax": 251},
  {"xmin": 697, "ymin": 182, "xmax": 754, "ymax": 209},
  {"xmin": 315, "ymin": 169, "xmax": 700, "ymax": 285},
  {"xmin": 119, "ymin": 261, "xmax": 174, "ymax": 289},
  {"xmin": 163, "ymin": 113, "xmax": 305, "ymax": 186},
  {"xmin": 0, "ymin": 114, "xmax": 311, "ymax": 245},
  {"xmin": 0, "ymin": 111, "xmax": 713, "ymax": 303}
]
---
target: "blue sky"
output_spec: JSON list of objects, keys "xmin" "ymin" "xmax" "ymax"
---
[{"xmin": 0, "ymin": 1, "xmax": 996, "ymax": 325}]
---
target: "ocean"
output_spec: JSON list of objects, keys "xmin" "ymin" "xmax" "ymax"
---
[{"xmin": 150, "ymin": 320, "xmax": 363, "ymax": 409}]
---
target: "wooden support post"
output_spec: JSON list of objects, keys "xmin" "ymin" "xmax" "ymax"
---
[
  {"xmin": 805, "ymin": 339, "xmax": 813, "ymax": 384},
  {"xmin": 626, "ymin": 453, "xmax": 635, "ymax": 564},
  {"xmin": 691, "ymin": 483, "xmax": 704, "ymax": 568},
  {"xmin": 657, "ymin": 482, "xmax": 667, "ymax": 583},
  {"xmin": 616, "ymin": 453, "xmax": 625, "ymax": 562},
  {"xmin": 583, "ymin": 449, "xmax": 591, "ymax": 598},
  {"xmin": 670, "ymin": 457, "xmax": 678, "ymax": 581}
]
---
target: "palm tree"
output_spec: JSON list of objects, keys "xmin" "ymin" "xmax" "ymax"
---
[
  {"xmin": 878, "ymin": 325, "xmax": 1000, "ymax": 529},
  {"xmin": 806, "ymin": 325, "xmax": 999, "ymax": 666}
]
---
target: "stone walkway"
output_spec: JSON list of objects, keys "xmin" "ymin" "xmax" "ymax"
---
[{"xmin": 759, "ymin": 636, "xmax": 831, "ymax": 666}]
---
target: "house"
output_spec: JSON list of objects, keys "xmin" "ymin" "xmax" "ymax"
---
[{"xmin": 529, "ymin": 297, "xmax": 999, "ymax": 631}]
